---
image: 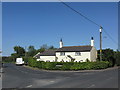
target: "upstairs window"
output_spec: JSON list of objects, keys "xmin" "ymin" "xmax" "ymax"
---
[
  {"xmin": 60, "ymin": 52, "xmax": 65, "ymax": 56},
  {"xmin": 75, "ymin": 52, "xmax": 81, "ymax": 56}
]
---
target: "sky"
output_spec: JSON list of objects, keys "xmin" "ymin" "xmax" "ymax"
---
[
  {"xmin": 0, "ymin": 2, "xmax": 2, "ymax": 56},
  {"xmin": 2, "ymin": 2, "xmax": 118, "ymax": 56}
]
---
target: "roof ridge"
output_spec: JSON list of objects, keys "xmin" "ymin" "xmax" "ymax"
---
[
  {"xmin": 62, "ymin": 45, "xmax": 92, "ymax": 48},
  {"xmin": 45, "ymin": 49, "xmax": 57, "ymax": 51}
]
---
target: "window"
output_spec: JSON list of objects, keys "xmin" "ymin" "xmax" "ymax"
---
[
  {"xmin": 60, "ymin": 52, "xmax": 65, "ymax": 56},
  {"xmin": 75, "ymin": 52, "xmax": 81, "ymax": 56},
  {"xmin": 46, "ymin": 60, "xmax": 50, "ymax": 62},
  {"xmin": 80, "ymin": 60, "xmax": 83, "ymax": 62}
]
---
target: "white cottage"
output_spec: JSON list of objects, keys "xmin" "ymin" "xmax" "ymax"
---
[{"xmin": 35, "ymin": 37, "xmax": 97, "ymax": 62}]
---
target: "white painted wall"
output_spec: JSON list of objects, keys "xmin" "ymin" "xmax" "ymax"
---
[
  {"xmin": 40, "ymin": 56, "xmax": 56, "ymax": 62},
  {"xmin": 90, "ymin": 47, "xmax": 97, "ymax": 62},
  {"xmin": 56, "ymin": 52, "xmax": 90, "ymax": 62},
  {"xmin": 37, "ymin": 47, "xmax": 97, "ymax": 62}
]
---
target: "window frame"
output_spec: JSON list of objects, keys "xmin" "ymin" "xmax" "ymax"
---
[
  {"xmin": 60, "ymin": 52, "xmax": 65, "ymax": 56},
  {"xmin": 75, "ymin": 52, "xmax": 81, "ymax": 56}
]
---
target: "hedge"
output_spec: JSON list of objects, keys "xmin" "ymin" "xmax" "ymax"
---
[
  {"xmin": 27, "ymin": 58, "xmax": 110, "ymax": 70},
  {"xmin": 2, "ymin": 56, "xmax": 16, "ymax": 63}
]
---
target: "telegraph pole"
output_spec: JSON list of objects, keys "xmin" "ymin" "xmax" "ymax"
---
[
  {"xmin": 25, "ymin": 46, "xmax": 27, "ymax": 58},
  {"xmin": 99, "ymin": 26, "xmax": 102, "ymax": 61}
]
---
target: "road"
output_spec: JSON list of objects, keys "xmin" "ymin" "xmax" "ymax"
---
[{"xmin": 2, "ymin": 63, "xmax": 119, "ymax": 88}]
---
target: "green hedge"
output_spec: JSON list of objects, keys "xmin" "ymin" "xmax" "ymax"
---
[
  {"xmin": 2, "ymin": 56, "xmax": 16, "ymax": 63},
  {"xmin": 27, "ymin": 58, "xmax": 110, "ymax": 70}
]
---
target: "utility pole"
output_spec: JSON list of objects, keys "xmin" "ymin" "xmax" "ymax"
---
[
  {"xmin": 25, "ymin": 46, "xmax": 27, "ymax": 58},
  {"xmin": 99, "ymin": 26, "xmax": 102, "ymax": 61}
]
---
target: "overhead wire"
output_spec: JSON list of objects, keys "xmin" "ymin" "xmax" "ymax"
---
[
  {"xmin": 102, "ymin": 28, "xmax": 118, "ymax": 45},
  {"xmin": 59, "ymin": 0, "xmax": 118, "ymax": 47},
  {"xmin": 59, "ymin": 0, "xmax": 101, "ymax": 27}
]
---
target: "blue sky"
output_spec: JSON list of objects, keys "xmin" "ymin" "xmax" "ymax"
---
[{"xmin": 2, "ymin": 2, "xmax": 118, "ymax": 56}]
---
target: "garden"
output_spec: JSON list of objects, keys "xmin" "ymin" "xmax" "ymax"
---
[{"xmin": 25, "ymin": 57, "xmax": 111, "ymax": 70}]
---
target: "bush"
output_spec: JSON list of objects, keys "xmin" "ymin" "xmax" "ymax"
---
[
  {"xmin": 91, "ymin": 61, "xmax": 109, "ymax": 69},
  {"xmin": 2, "ymin": 56, "xmax": 15, "ymax": 63},
  {"xmin": 41, "ymin": 62, "xmax": 56, "ymax": 70},
  {"xmin": 27, "ymin": 58, "xmax": 110, "ymax": 70},
  {"xmin": 61, "ymin": 62, "xmax": 73, "ymax": 70},
  {"xmin": 28, "ymin": 57, "xmax": 37, "ymax": 67},
  {"xmin": 35, "ymin": 61, "xmax": 43, "ymax": 68},
  {"xmin": 86, "ymin": 58, "xmax": 90, "ymax": 62}
]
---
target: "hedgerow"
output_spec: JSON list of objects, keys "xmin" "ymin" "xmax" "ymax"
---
[{"xmin": 27, "ymin": 58, "xmax": 110, "ymax": 70}]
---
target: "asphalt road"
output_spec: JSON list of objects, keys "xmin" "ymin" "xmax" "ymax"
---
[{"xmin": 2, "ymin": 63, "xmax": 119, "ymax": 88}]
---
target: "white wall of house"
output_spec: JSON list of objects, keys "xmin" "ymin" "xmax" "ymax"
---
[
  {"xmin": 40, "ymin": 56, "xmax": 56, "ymax": 62},
  {"xmin": 56, "ymin": 52, "xmax": 90, "ymax": 62},
  {"xmin": 90, "ymin": 47, "xmax": 97, "ymax": 62},
  {"xmin": 37, "ymin": 47, "xmax": 97, "ymax": 62}
]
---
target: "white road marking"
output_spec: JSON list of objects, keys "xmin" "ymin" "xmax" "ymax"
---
[
  {"xmin": 106, "ymin": 77, "xmax": 113, "ymax": 80},
  {"xmin": 88, "ymin": 84, "xmax": 95, "ymax": 88},
  {"xmin": 66, "ymin": 77, "xmax": 70, "ymax": 78},
  {"xmin": 50, "ymin": 81, "xmax": 54, "ymax": 82},
  {"xmin": 26, "ymin": 85, "xmax": 32, "ymax": 88}
]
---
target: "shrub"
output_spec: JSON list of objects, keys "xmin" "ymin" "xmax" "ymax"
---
[
  {"xmin": 86, "ymin": 58, "xmax": 90, "ymax": 62},
  {"xmin": 2, "ymin": 56, "xmax": 15, "ymax": 63},
  {"xmin": 44, "ymin": 62, "xmax": 57, "ymax": 70},
  {"xmin": 91, "ymin": 61, "xmax": 109, "ymax": 69},
  {"xmin": 35, "ymin": 61, "xmax": 43, "ymax": 68},
  {"xmin": 70, "ymin": 63, "xmax": 80, "ymax": 70},
  {"xmin": 28, "ymin": 57, "xmax": 37, "ymax": 67},
  {"xmin": 70, "ymin": 61, "xmax": 109, "ymax": 70},
  {"xmin": 61, "ymin": 63, "xmax": 72, "ymax": 70},
  {"xmin": 27, "ymin": 58, "xmax": 110, "ymax": 70}
]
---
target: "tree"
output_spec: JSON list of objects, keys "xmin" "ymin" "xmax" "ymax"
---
[
  {"xmin": 27, "ymin": 45, "xmax": 36, "ymax": 57},
  {"xmin": 97, "ymin": 48, "xmax": 116, "ymax": 67},
  {"xmin": 36, "ymin": 44, "xmax": 50, "ymax": 53},
  {"xmin": 36, "ymin": 48, "xmax": 45, "ymax": 53},
  {"xmin": 40, "ymin": 44, "xmax": 49, "ymax": 50},
  {"xmin": 13, "ymin": 46, "xmax": 25, "ymax": 57},
  {"xmin": 11, "ymin": 53, "xmax": 20, "ymax": 58},
  {"xmin": 114, "ymin": 50, "xmax": 120, "ymax": 66},
  {"xmin": 49, "ymin": 46, "xmax": 54, "ymax": 49},
  {"xmin": 49, "ymin": 45, "xmax": 57, "ymax": 50}
]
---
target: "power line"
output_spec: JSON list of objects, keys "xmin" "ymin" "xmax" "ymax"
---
[
  {"xmin": 59, "ymin": 0, "xmax": 118, "ymax": 47},
  {"xmin": 59, "ymin": 0, "xmax": 101, "ymax": 27},
  {"xmin": 102, "ymin": 28, "xmax": 118, "ymax": 45}
]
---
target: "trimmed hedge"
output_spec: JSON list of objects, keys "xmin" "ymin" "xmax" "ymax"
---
[
  {"xmin": 2, "ymin": 56, "xmax": 16, "ymax": 63},
  {"xmin": 27, "ymin": 58, "xmax": 110, "ymax": 70}
]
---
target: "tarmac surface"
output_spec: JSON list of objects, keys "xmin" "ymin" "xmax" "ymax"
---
[{"xmin": 2, "ymin": 63, "xmax": 119, "ymax": 88}]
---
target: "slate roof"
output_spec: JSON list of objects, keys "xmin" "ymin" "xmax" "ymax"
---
[
  {"xmin": 34, "ymin": 45, "xmax": 93, "ymax": 57},
  {"xmin": 39, "ymin": 50, "xmax": 56, "ymax": 56},
  {"xmin": 33, "ymin": 52, "xmax": 41, "ymax": 58},
  {"xmin": 56, "ymin": 45, "xmax": 93, "ymax": 52}
]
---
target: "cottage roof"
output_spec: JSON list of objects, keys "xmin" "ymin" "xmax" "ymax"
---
[
  {"xmin": 33, "ymin": 52, "xmax": 41, "ymax": 58},
  {"xmin": 56, "ymin": 45, "xmax": 93, "ymax": 52},
  {"xmin": 39, "ymin": 50, "xmax": 56, "ymax": 56},
  {"xmin": 34, "ymin": 45, "xmax": 93, "ymax": 57}
]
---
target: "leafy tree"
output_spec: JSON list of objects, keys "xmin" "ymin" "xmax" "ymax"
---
[
  {"xmin": 27, "ymin": 45, "xmax": 36, "ymax": 57},
  {"xmin": 9, "ymin": 46, "xmax": 25, "ymax": 62},
  {"xmin": 36, "ymin": 48, "xmax": 45, "ymax": 53},
  {"xmin": 11, "ymin": 53, "xmax": 20, "ymax": 58},
  {"xmin": 49, "ymin": 45, "xmax": 57, "ymax": 50},
  {"xmin": 13, "ymin": 46, "xmax": 25, "ymax": 57},
  {"xmin": 36, "ymin": 44, "xmax": 56, "ymax": 53},
  {"xmin": 97, "ymin": 48, "xmax": 116, "ymax": 67},
  {"xmin": 40, "ymin": 44, "xmax": 49, "ymax": 50},
  {"xmin": 114, "ymin": 50, "xmax": 120, "ymax": 66},
  {"xmin": 49, "ymin": 46, "xmax": 54, "ymax": 49}
]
